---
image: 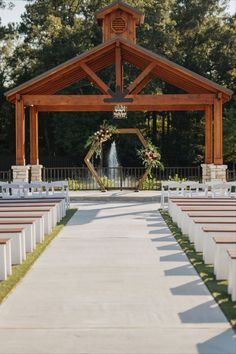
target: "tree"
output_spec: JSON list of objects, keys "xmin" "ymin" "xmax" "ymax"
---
[{"xmin": 1, "ymin": 0, "xmax": 235, "ymax": 168}]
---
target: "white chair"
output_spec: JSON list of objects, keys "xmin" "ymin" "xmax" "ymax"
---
[
  {"xmin": 161, "ymin": 182, "xmax": 183, "ymax": 208},
  {"xmin": 211, "ymin": 183, "xmax": 231, "ymax": 198}
]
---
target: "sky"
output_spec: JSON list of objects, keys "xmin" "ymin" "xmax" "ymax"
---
[{"xmin": 0, "ymin": 0, "xmax": 236, "ymax": 25}]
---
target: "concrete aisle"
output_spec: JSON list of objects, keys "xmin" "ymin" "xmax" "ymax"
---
[{"xmin": 0, "ymin": 202, "xmax": 235, "ymax": 354}]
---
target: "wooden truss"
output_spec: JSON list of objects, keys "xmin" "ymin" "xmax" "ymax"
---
[
  {"xmin": 84, "ymin": 128, "xmax": 149, "ymax": 191},
  {"xmin": 6, "ymin": 37, "xmax": 233, "ymax": 167}
]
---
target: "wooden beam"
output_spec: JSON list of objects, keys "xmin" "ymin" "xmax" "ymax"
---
[
  {"xmin": 23, "ymin": 94, "xmax": 215, "ymax": 108},
  {"xmin": 80, "ymin": 62, "xmax": 112, "ymax": 95},
  {"xmin": 15, "ymin": 96, "xmax": 25, "ymax": 165},
  {"xmin": 115, "ymin": 42, "xmax": 123, "ymax": 91},
  {"xmin": 214, "ymin": 97, "xmax": 223, "ymax": 165},
  {"xmin": 121, "ymin": 41, "xmax": 232, "ymax": 102},
  {"xmin": 128, "ymin": 62, "xmax": 156, "ymax": 94},
  {"xmin": 36, "ymin": 104, "xmax": 207, "ymax": 112},
  {"xmin": 205, "ymin": 106, "xmax": 213, "ymax": 164},
  {"xmin": 117, "ymin": 128, "xmax": 148, "ymax": 147},
  {"xmin": 30, "ymin": 106, "xmax": 39, "ymax": 165},
  {"xmin": 132, "ymin": 74, "xmax": 153, "ymax": 95}
]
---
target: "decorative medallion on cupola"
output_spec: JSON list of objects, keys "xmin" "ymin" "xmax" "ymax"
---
[{"xmin": 96, "ymin": 0, "xmax": 144, "ymax": 43}]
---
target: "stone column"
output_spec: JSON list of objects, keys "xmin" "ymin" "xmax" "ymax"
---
[
  {"xmin": 31, "ymin": 165, "xmax": 43, "ymax": 182},
  {"xmin": 201, "ymin": 163, "xmax": 227, "ymax": 182},
  {"xmin": 12, "ymin": 165, "xmax": 30, "ymax": 183}
]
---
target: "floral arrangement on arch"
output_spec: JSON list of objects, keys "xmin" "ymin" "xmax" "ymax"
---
[
  {"xmin": 137, "ymin": 141, "xmax": 164, "ymax": 170},
  {"xmin": 86, "ymin": 121, "xmax": 117, "ymax": 157}
]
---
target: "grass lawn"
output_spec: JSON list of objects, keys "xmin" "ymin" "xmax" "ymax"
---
[
  {"xmin": 160, "ymin": 210, "xmax": 236, "ymax": 332},
  {"xmin": 0, "ymin": 208, "xmax": 77, "ymax": 304}
]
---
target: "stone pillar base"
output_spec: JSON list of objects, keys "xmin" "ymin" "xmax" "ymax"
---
[
  {"xmin": 31, "ymin": 165, "xmax": 43, "ymax": 182},
  {"xmin": 12, "ymin": 165, "xmax": 30, "ymax": 183},
  {"xmin": 201, "ymin": 163, "xmax": 227, "ymax": 183}
]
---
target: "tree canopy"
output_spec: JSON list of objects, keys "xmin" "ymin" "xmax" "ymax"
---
[{"xmin": 0, "ymin": 0, "xmax": 235, "ymax": 169}]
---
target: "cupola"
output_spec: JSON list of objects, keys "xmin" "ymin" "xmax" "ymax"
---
[{"xmin": 96, "ymin": 1, "xmax": 144, "ymax": 43}]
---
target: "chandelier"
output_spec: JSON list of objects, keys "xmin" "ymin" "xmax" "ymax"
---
[{"xmin": 113, "ymin": 105, "xmax": 127, "ymax": 119}]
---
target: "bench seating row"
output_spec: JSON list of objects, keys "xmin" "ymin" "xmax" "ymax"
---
[
  {"xmin": 0, "ymin": 197, "xmax": 67, "ymax": 281},
  {"xmin": 161, "ymin": 181, "xmax": 236, "ymax": 208},
  {"xmin": 168, "ymin": 197, "xmax": 236, "ymax": 301}
]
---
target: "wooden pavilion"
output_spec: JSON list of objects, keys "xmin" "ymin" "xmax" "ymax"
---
[{"xmin": 5, "ymin": 1, "xmax": 233, "ymax": 182}]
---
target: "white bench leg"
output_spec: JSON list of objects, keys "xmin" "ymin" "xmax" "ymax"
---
[
  {"xmin": 0, "ymin": 245, "xmax": 7, "ymax": 280},
  {"xmin": 9, "ymin": 233, "xmax": 25, "ymax": 265},
  {"xmin": 231, "ymin": 260, "xmax": 236, "ymax": 301},
  {"xmin": 6, "ymin": 241, "xmax": 12, "ymax": 276},
  {"xmin": 214, "ymin": 245, "xmax": 236, "ymax": 280}
]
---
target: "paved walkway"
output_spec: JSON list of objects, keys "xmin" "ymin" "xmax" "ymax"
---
[{"xmin": 0, "ymin": 202, "xmax": 235, "ymax": 354}]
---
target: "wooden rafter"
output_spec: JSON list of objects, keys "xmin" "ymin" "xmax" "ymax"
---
[
  {"xmin": 132, "ymin": 74, "xmax": 153, "ymax": 95},
  {"xmin": 128, "ymin": 62, "xmax": 156, "ymax": 94},
  {"xmin": 80, "ymin": 62, "xmax": 112, "ymax": 95},
  {"xmin": 115, "ymin": 42, "xmax": 123, "ymax": 91}
]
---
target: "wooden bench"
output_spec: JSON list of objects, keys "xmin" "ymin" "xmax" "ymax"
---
[
  {"xmin": 0, "ymin": 215, "xmax": 44, "ymax": 243},
  {"xmin": 213, "ymin": 237, "xmax": 236, "ymax": 280},
  {"xmin": 0, "ymin": 220, "xmax": 36, "ymax": 252},
  {"xmin": 0, "ymin": 198, "xmax": 66, "ymax": 219},
  {"xmin": 227, "ymin": 250, "xmax": 236, "ymax": 301},
  {"xmin": 0, "ymin": 205, "xmax": 55, "ymax": 228},
  {"xmin": 0, "ymin": 202, "xmax": 61, "ymax": 223},
  {"xmin": 0, "ymin": 228, "xmax": 25, "ymax": 265},
  {"xmin": 168, "ymin": 197, "xmax": 236, "ymax": 220},
  {"xmin": 189, "ymin": 219, "xmax": 236, "ymax": 250},
  {"xmin": 0, "ymin": 238, "xmax": 12, "ymax": 281},
  {"xmin": 201, "ymin": 228, "xmax": 236, "ymax": 264},
  {"xmin": 174, "ymin": 203, "xmax": 236, "ymax": 226},
  {"xmin": 179, "ymin": 207, "xmax": 236, "ymax": 233},
  {"xmin": 185, "ymin": 213, "xmax": 236, "ymax": 237},
  {"xmin": 0, "ymin": 208, "xmax": 52, "ymax": 235}
]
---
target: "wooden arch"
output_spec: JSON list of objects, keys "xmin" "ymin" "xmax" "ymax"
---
[
  {"xmin": 4, "ymin": 1, "xmax": 233, "ymax": 168},
  {"xmin": 84, "ymin": 128, "xmax": 148, "ymax": 191}
]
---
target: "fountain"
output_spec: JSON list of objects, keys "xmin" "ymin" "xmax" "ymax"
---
[{"xmin": 108, "ymin": 141, "xmax": 119, "ymax": 179}]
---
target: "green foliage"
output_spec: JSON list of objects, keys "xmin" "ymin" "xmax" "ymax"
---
[
  {"xmin": 67, "ymin": 178, "xmax": 88, "ymax": 191},
  {"xmin": 86, "ymin": 120, "xmax": 117, "ymax": 147},
  {"xmin": 160, "ymin": 210, "xmax": 236, "ymax": 331},
  {"xmin": 137, "ymin": 141, "xmax": 164, "ymax": 169},
  {"xmin": 168, "ymin": 174, "xmax": 187, "ymax": 182},
  {"xmin": 142, "ymin": 176, "xmax": 161, "ymax": 190},
  {"xmin": 85, "ymin": 120, "xmax": 117, "ymax": 158},
  {"xmin": 100, "ymin": 176, "xmax": 114, "ymax": 188}
]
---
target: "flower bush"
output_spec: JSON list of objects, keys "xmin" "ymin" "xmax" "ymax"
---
[
  {"xmin": 86, "ymin": 121, "xmax": 117, "ymax": 157},
  {"xmin": 137, "ymin": 141, "xmax": 164, "ymax": 170}
]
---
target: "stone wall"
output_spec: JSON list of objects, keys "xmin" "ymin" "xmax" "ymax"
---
[
  {"xmin": 12, "ymin": 165, "xmax": 30, "ymax": 183},
  {"xmin": 201, "ymin": 164, "xmax": 227, "ymax": 182}
]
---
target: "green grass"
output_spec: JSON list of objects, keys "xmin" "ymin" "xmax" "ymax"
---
[
  {"xmin": 0, "ymin": 208, "xmax": 77, "ymax": 304},
  {"xmin": 160, "ymin": 210, "xmax": 236, "ymax": 332}
]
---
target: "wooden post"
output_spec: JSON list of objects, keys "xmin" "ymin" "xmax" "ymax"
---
[
  {"xmin": 205, "ymin": 106, "xmax": 213, "ymax": 163},
  {"xmin": 214, "ymin": 96, "xmax": 223, "ymax": 165},
  {"xmin": 15, "ymin": 95, "xmax": 25, "ymax": 165},
  {"xmin": 30, "ymin": 106, "xmax": 39, "ymax": 165}
]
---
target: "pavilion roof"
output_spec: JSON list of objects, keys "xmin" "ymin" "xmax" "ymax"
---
[
  {"xmin": 5, "ymin": 37, "xmax": 233, "ymax": 103},
  {"xmin": 96, "ymin": 1, "xmax": 144, "ymax": 25}
]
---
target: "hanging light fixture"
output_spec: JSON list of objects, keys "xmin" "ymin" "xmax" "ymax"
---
[{"xmin": 113, "ymin": 105, "xmax": 127, "ymax": 119}]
